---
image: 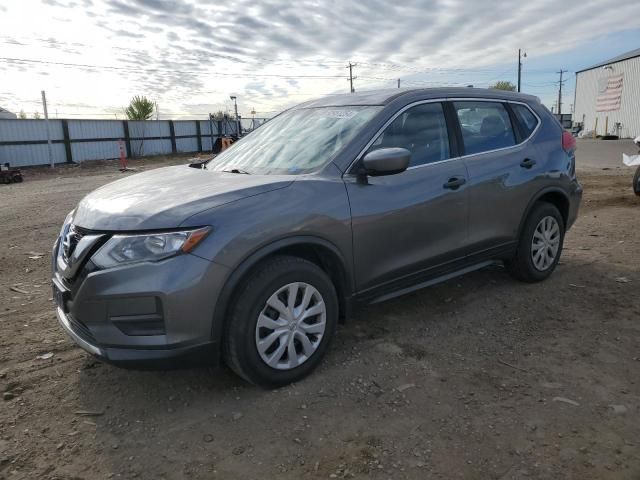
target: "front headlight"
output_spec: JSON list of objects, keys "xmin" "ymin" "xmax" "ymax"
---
[
  {"xmin": 59, "ymin": 209, "xmax": 75, "ymax": 237},
  {"xmin": 91, "ymin": 227, "xmax": 210, "ymax": 269}
]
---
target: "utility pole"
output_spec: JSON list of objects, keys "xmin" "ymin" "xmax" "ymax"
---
[
  {"xmin": 556, "ymin": 69, "xmax": 567, "ymax": 115},
  {"xmin": 41, "ymin": 90, "xmax": 54, "ymax": 168},
  {"xmin": 517, "ymin": 49, "xmax": 527, "ymax": 92},
  {"xmin": 208, "ymin": 113, "xmax": 215, "ymax": 153},
  {"xmin": 230, "ymin": 95, "xmax": 239, "ymax": 136},
  {"xmin": 347, "ymin": 62, "xmax": 357, "ymax": 93},
  {"xmin": 230, "ymin": 96, "xmax": 238, "ymax": 121},
  {"xmin": 397, "ymin": 79, "xmax": 401, "ymax": 89}
]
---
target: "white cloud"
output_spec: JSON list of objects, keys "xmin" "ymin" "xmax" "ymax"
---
[{"xmin": 1, "ymin": 0, "xmax": 639, "ymax": 117}]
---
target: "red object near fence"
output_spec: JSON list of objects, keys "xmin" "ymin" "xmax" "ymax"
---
[{"xmin": 118, "ymin": 139, "xmax": 127, "ymax": 170}]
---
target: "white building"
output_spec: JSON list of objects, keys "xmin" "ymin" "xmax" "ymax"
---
[
  {"xmin": 0, "ymin": 107, "xmax": 17, "ymax": 119},
  {"xmin": 574, "ymin": 48, "xmax": 640, "ymax": 138}
]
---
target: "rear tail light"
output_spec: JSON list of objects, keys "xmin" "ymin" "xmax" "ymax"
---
[
  {"xmin": 562, "ymin": 130, "xmax": 577, "ymax": 178},
  {"xmin": 562, "ymin": 130, "xmax": 576, "ymax": 153}
]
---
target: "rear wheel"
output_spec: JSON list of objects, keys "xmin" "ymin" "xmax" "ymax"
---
[
  {"xmin": 223, "ymin": 255, "xmax": 338, "ymax": 387},
  {"xmin": 633, "ymin": 166, "xmax": 640, "ymax": 196},
  {"xmin": 507, "ymin": 202, "xmax": 565, "ymax": 282}
]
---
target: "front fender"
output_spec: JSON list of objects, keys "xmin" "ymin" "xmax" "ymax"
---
[{"xmin": 186, "ymin": 177, "xmax": 354, "ymax": 353}]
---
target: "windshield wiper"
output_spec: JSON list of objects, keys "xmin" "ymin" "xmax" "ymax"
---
[{"xmin": 222, "ymin": 168, "xmax": 251, "ymax": 174}]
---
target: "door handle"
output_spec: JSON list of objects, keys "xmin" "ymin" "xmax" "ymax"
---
[
  {"xmin": 443, "ymin": 177, "xmax": 466, "ymax": 190},
  {"xmin": 520, "ymin": 158, "xmax": 536, "ymax": 169}
]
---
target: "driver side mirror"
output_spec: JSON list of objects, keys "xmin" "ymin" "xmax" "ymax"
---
[{"xmin": 361, "ymin": 147, "xmax": 410, "ymax": 176}]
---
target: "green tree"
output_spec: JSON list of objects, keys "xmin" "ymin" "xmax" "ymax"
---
[
  {"xmin": 490, "ymin": 81, "xmax": 516, "ymax": 92},
  {"xmin": 211, "ymin": 110, "xmax": 227, "ymax": 120},
  {"xmin": 124, "ymin": 95, "xmax": 155, "ymax": 120},
  {"xmin": 18, "ymin": 110, "xmax": 27, "ymax": 119},
  {"xmin": 33, "ymin": 111, "xmax": 41, "ymax": 119}
]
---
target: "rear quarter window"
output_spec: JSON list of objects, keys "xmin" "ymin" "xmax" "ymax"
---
[{"xmin": 511, "ymin": 103, "xmax": 539, "ymax": 139}]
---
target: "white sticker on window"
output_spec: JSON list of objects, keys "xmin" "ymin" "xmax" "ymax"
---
[{"xmin": 321, "ymin": 110, "xmax": 358, "ymax": 119}]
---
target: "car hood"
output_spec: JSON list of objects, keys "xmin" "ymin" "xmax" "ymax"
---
[{"xmin": 72, "ymin": 165, "xmax": 294, "ymax": 230}]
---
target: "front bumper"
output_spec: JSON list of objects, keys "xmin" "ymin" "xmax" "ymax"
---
[
  {"xmin": 56, "ymin": 306, "xmax": 218, "ymax": 368},
  {"xmin": 52, "ymin": 237, "xmax": 230, "ymax": 368}
]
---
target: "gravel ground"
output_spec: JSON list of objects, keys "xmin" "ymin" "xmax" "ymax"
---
[{"xmin": 0, "ymin": 145, "xmax": 639, "ymax": 480}]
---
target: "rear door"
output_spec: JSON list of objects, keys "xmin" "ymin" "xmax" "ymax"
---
[
  {"xmin": 452, "ymin": 100, "xmax": 541, "ymax": 256},
  {"xmin": 344, "ymin": 101, "xmax": 469, "ymax": 294}
]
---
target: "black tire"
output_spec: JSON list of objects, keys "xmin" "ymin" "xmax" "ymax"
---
[
  {"xmin": 633, "ymin": 166, "xmax": 640, "ymax": 197},
  {"xmin": 507, "ymin": 202, "xmax": 565, "ymax": 283},
  {"xmin": 223, "ymin": 255, "xmax": 338, "ymax": 387}
]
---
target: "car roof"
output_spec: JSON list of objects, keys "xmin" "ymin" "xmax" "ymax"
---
[{"xmin": 295, "ymin": 87, "xmax": 540, "ymax": 108}]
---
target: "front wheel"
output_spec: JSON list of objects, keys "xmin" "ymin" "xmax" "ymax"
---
[
  {"xmin": 507, "ymin": 202, "xmax": 565, "ymax": 283},
  {"xmin": 633, "ymin": 166, "xmax": 640, "ymax": 196},
  {"xmin": 223, "ymin": 255, "xmax": 338, "ymax": 387}
]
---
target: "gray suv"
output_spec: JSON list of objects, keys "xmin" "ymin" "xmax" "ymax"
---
[{"xmin": 52, "ymin": 88, "xmax": 582, "ymax": 386}]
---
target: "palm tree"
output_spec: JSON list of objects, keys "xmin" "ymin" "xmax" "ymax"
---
[
  {"xmin": 124, "ymin": 96, "xmax": 155, "ymax": 156},
  {"xmin": 124, "ymin": 96, "xmax": 155, "ymax": 120}
]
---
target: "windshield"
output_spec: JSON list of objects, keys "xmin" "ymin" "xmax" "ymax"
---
[{"xmin": 207, "ymin": 106, "xmax": 382, "ymax": 175}]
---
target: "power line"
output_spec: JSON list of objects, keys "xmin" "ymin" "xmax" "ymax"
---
[
  {"xmin": 357, "ymin": 61, "xmax": 519, "ymax": 74},
  {"xmin": 0, "ymin": 56, "xmax": 403, "ymax": 86},
  {"xmin": 0, "ymin": 57, "xmax": 348, "ymax": 79},
  {"xmin": 0, "ymin": 56, "xmax": 568, "ymax": 87},
  {"xmin": 0, "ymin": 35, "xmax": 351, "ymax": 68},
  {"xmin": 0, "ymin": 36, "xmax": 568, "ymax": 77},
  {"xmin": 0, "ymin": 39, "xmax": 543, "ymax": 75}
]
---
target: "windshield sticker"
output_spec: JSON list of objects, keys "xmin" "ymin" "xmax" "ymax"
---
[{"xmin": 321, "ymin": 110, "xmax": 358, "ymax": 119}]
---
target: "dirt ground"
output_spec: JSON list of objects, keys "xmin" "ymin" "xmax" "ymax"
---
[{"xmin": 0, "ymin": 144, "xmax": 639, "ymax": 480}]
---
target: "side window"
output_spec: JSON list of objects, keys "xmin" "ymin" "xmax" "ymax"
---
[
  {"xmin": 453, "ymin": 102, "xmax": 516, "ymax": 155},
  {"xmin": 368, "ymin": 103, "xmax": 450, "ymax": 167},
  {"xmin": 511, "ymin": 103, "xmax": 539, "ymax": 139}
]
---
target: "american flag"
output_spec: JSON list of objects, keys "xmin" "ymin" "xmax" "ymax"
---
[{"xmin": 596, "ymin": 73, "xmax": 624, "ymax": 112}]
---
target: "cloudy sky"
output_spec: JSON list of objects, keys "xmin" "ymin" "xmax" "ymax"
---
[{"xmin": 1, "ymin": 0, "xmax": 639, "ymax": 119}]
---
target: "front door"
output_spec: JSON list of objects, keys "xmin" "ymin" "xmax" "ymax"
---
[{"xmin": 344, "ymin": 101, "xmax": 469, "ymax": 294}]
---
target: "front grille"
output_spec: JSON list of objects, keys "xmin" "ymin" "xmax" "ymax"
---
[
  {"xmin": 62, "ymin": 225, "xmax": 84, "ymax": 263},
  {"xmin": 56, "ymin": 225, "xmax": 106, "ymax": 288}
]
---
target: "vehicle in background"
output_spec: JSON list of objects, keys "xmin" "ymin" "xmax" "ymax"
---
[{"xmin": 0, "ymin": 163, "xmax": 23, "ymax": 184}]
